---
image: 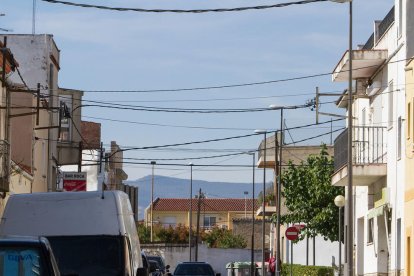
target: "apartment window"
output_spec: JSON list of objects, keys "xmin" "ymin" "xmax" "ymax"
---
[
  {"xmin": 367, "ymin": 218, "xmax": 374, "ymax": 244},
  {"xmin": 203, "ymin": 216, "xmax": 216, "ymax": 229},
  {"xmin": 59, "ymin": 96, "xmax": 72, "ymax": 142},
  {"xmin": 388, "ymin": 81, "xmax": 394, "ymax": 128},
  {"xmin": 398, "ymin": 116, "xmax": 402, "ymax": 160}
]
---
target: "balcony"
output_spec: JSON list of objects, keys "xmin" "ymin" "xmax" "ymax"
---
[{"xmin": 332, "ymin": 126, "xmax": 387, "ymax": 186}]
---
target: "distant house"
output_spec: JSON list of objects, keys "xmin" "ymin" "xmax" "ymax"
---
[{"xmin": 144, "ymin": 198, "xmax": 259, "ymax": 230}]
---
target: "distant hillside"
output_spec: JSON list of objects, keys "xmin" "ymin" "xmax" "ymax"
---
[{"xmin": 126, "ymin": 175, "xmax": 270, "ymax": 219}]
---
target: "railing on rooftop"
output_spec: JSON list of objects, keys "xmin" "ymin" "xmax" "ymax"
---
[
  {"xmin": 377, "ymin": 6, "xmax": 395, "ymax": 40},
  {"xmin": 334, "ymin": 126, "xmax": 387, "ymax": 172},
  {"xmin": 362, "ymin": 6, "xmax": 395, "ymax": 50},
  {"xmin": 363, "ymin": 33, "xmax": 375, "ymax": 50}
]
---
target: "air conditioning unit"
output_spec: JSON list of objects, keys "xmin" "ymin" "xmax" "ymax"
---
[
  {"xmin": 219, "ymin": 224, "xmax": 228, "ymax": 230},
  {"xmin": 366, "ymin": 79, "xmax": 382, "ymax": 96}
]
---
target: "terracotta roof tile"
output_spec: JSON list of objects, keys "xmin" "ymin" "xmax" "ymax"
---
[{"xmin": 152, "ymin": 198, "xmax": 259, "ymax": 212}]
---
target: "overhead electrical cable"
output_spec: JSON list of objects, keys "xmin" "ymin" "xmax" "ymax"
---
[{"xmin": 41, "ymin": 0, "xmax": 328, "ymax": 13}]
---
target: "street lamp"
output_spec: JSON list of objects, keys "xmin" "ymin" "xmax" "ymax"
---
[
  {"xmin": 150, "ymin": 161, "xmax": 156, "ymax": 243},
  {"xmin": 244, "ymin": 191, "xmax": 249, "ymax": 218},
  {"xmin": 188, "ymin": 162, "xmax": 194, "ymax": 261},
  {"xmin": 329, "ymin": 1, "xmax": 353, "ymax": 274},
  {"xmin": 254, "ymin": 129, "xmax": 267, "ymax": 276},
  {"xmin": 269, "ymin": 105, "xmax": 284, "ymax": 275},
  {"xmin": 335, "ymin": 195, "xmax": 345, "ymax": 276}
]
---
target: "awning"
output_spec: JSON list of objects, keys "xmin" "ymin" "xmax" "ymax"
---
[{"xmin": 367, "ymin": 205, "xmax": 386, "ymax": 219}]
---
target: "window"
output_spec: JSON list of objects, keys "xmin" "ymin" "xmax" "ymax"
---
[
  {"xmin": 203, "ymin": 216, "xmax": 216, "ymax": 229},
  {"xmin": 367, "ymin": 218, "xmax": 374, "ymax": 244},
  {"xmin": 398, "ymin": 116, "xmax": 402, "ymax": 159},
  {"xmin": 59, "ymin": 96, "xmax": 72, "ymax": 142},
  {"xmin": 388, "ymin": 81, "xmax": 394, "ymax": 128}
]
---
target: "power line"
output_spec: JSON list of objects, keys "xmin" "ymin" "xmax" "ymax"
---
[{"xmin": 41, "ymin": 0, "xmax": 328, "ymax": 13}]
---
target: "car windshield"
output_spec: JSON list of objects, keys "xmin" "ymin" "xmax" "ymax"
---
[
  {"xmin": 0, "ymin": 246, "xmax": 47, "ymax": 276},
  {"xmin": 174, "ymin": 263, "xmax": 214, "ymax": 275},
  {"xmin": 47, "ymin": 235, "xmax": 124, "ymax": 276}
]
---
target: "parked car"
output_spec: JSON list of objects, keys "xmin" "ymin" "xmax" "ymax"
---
[
  {"xmin": 149, "ymin": 260, "xmax": 163, "ymax": 276},
  {"xmin": 170, "ymin": 262, "xmax": 220, "ymax": 276},
  {"xmin": 0, "ymin": 235, "xmax": 60, "ymax": 276},
  {"xmin": 0, "ymin": 191, "xmax": 148, "ymax": 276},
  {"xmin": 147, "ymin": 255, "xmax": 170, "ymax": 275},
  {"xmin": 142, "ymin": 251, "xmax": 155, "ymax": 275}
]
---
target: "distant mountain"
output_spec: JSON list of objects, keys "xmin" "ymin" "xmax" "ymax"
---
[{"xmin": 126, "ymin": 175, "xmax": 269, "ymax": 219}]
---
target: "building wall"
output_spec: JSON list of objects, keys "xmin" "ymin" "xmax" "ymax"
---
[
  {"xmin": 336, "ymin": 4, "xmax": 406, "ymax": 274},
  {"xmin": 10, "ymin": 92, "xmax": 33, "ymax": 172},
  {"xmin": 2, "ymin": 34, "xmax": 61, "ymax": 192},
  {"xmin": 57, "ymin": 88, "xmax": 83, "ymax": 165},
  {"xmin": 405, "ymin": 57, "xmax": 414, "ymax": 276},
  {"xmin": 81, "ymin": 121, "xmax": 101, "ymax": 150}
]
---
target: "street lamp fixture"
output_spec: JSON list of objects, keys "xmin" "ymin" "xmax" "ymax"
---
[
  {"xmin": 254, "ymin": 129, "xmax": 267, "ymax": 276},
  {"xmin": 335, "ymin": 195, "xmax": 345, "ymax": 276},
  {"xmin": 244, "ymin": 191, "xmax": 249, "ymax": 218},
  {"xmin": 150, "ymin": 161, "xmax": 156, "ymax": 243},
  {"xmin": 188, "ymin": 162, "xmax": 194, "ymax": 261}
]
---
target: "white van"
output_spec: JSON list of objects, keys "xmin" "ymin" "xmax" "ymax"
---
[{"xmin": 0, "ymin": 191, "xmax": 148, "ymax": 276}]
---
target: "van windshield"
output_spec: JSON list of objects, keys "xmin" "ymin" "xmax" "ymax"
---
[{"xmin": 47, "ymin": 235, "xmax": 124, "ymax": 276}]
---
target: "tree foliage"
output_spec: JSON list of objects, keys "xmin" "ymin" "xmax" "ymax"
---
[
  {"xmin": 273, "ymin": 144, "xmax": 344, "ymax": 242},
  {"xmin": 203, "ymin": 227, "xmax": 247, "ymax": 249},
  {"xmin": 137, "ymin": 223, "xmax": 247, "ymax": 248}
]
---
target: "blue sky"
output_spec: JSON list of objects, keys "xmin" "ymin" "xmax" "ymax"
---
[{"xmin": 1, "ymin": 0, "xmax": 393, "ymax": 189}]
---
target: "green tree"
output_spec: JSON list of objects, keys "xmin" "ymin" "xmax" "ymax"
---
[
  {"xmin": 273, "ymin": 144, "xmax": 344, "ymax": 242},
  {"xmin": 203, "ymin": 227, "xmax": 247, "ymax": 249}
]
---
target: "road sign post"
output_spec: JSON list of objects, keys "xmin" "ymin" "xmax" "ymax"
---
[{"xmin": 285, "ymin": 226, "xmax": 299, "ymax": 276}]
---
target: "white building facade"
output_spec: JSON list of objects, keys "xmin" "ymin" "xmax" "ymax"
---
[{"xmin": 331, "ymin": 2, "xmax": 406, "ymax": 275}]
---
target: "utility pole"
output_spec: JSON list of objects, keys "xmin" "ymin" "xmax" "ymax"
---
[{"xmin": 195, "ymin": 188, "xmax": 203, "ymax": 261}]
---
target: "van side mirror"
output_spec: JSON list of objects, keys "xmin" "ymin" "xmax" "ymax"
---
[{"xmin": 137, "ymin": 267, "xmax": 149, "ymax": 276}]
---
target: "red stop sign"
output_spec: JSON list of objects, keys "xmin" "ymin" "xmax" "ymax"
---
[{"xmin": 285, "ymin": 226, "xmax": 299, "ymax": 241}]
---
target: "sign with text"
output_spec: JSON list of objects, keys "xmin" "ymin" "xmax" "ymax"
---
[{"xmin": 63, "ymin": 172, "xmax": 87, "ymax": 191}]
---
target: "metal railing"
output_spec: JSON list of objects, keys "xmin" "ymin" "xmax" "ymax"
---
[
  {"xmin": 334, "ymin": 126, "xmax": 387, "ymax": 172},
  {"xmin": 377, "ymin": 6, "xmax": 395, "ymax": 40}
]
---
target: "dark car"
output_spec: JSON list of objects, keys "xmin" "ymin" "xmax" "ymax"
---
[
  {"xmin": 171, "ymin": 262, "xmax": 220, "ymax": 276},
  {"xmin": 147, "ymin": 255, "xmax": 170, "ymax": 275},
  {"xmin": 0, "ymin": 235, "xmax": 60, "ymax": 276}
]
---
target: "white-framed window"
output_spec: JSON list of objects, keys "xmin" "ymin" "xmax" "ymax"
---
[{"xmin": 203, "ymin": 216, "xmax": 216, "ymax": 229}]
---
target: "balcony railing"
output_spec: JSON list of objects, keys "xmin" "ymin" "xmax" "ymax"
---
[{"xmin": 334, "ymin": 126, "xmax": 387, "ymax": 172}]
